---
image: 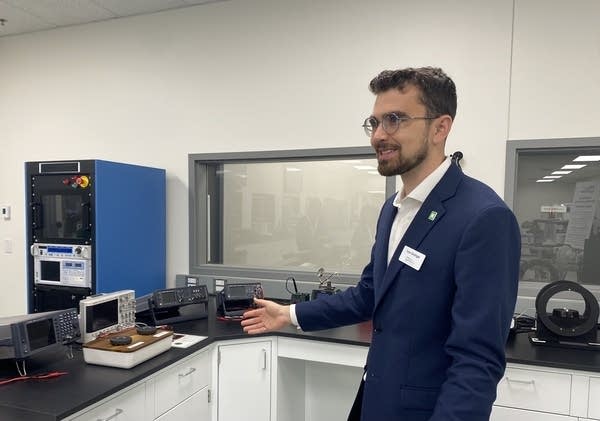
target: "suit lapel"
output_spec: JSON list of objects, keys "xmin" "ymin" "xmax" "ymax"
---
[{"xmin": 374, "ymin": 164, "xmax": 463, "ymax": 309}]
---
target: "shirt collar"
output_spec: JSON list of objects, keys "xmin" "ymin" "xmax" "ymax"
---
[{"xmin": 393, "ymin": 157, "xmax": 452, "ymax": 207}]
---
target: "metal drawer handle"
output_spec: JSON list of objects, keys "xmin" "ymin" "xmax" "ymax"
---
[
  {"xmin": 505, "ymin": 377, "xmax": 536, "ymax": 386},
  {"xmin": 262, "ymin": 348, "xmax": 267, "ymax": 370},
  {"xmin": 178, "ymin": 367, "xmax": 197, "ymax": 378},
  {"xmin": 96, "ymin": 408, "xmax": 123, "ymax": 421}
]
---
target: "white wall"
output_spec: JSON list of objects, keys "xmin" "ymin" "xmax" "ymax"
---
[
  {"xmin": 509, "ymin": 0, "xmax": 600, "ymax": 140},
  {"xmin": 0, "ymin": 0, "xmax": 572, "ymax": 316}
]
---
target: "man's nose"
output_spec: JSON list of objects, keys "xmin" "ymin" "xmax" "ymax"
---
[{"xmin": 370, "ymin": 125, "xmax": 388, "ymax": 148}]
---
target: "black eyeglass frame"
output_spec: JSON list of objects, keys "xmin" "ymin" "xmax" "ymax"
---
[{"xmin": 362, "ymin": 112, "xmax": 439, "ymax": 137}]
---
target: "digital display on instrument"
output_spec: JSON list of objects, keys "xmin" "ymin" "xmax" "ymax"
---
[
  {"xmin": 227, "ymin": 285, "xmax": 249, "ymax": 296},
  {"xmin": 85, "ymin": 299, "xmax": 118, "ymax": 333},
  {"xmin": 47, "ymin": 246, "xmax": 73, "ymax": 254},
  {"xmin": 40, "ymin": 260, "xmax": 60, "ymax": 282},
  {"xmin": 26, "ymin": 318, "xmax": 57, "ymax": 351},
  {"xmin": 161, "ymin": 291, "xmax": 177, "ymax": 302}
]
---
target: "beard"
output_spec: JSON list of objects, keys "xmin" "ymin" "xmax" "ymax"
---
[{"xmin": 376, "ymin": 134, "xmax": 429, "ymax": 177}]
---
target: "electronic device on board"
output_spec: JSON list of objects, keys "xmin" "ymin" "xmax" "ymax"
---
[
  {"xmin": 83, "ymin": 326, "xmax": 172, "ymax": 369},
  {"xmin": 79, "ymin": 290, "xmax": 136, "ymax": 343},
  {"xmin": 216, "ymin": 283, "xmax": 264, "ymax": 318},
  {"xmin": 0, "ymin": 308, "xmax": 80, "ymax": 360},
  {"xmin": 136, "ymin": 285, "xmax": 209, "ymax": 325}
]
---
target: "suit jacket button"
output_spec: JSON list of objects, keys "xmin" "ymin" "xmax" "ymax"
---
[{"xmin": 374, "ymin": 327, "xmax": 382, "ymax": 333}]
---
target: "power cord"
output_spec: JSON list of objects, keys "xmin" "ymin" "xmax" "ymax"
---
[
  {"xmin": 0, "ymin": 370, "xmax": 68, "ymax": 386},
  {"xmin": 285, "ymin": 277, "xmax": 298, "ymax": 294}
]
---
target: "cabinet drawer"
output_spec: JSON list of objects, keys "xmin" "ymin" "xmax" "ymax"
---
[
  {"xmin": 155, "ymin": 386, "xmax": 210, "ymax": 421},
  {"xmin": 588, "ymin": 376, "xmax": 600, "ymax": 419},
  {"xmin": 154, "ymin": 349, "xmax": 210, "ymax": 418},
  {"xmin": 491, "ymin": 406, "xmax": 577, "ymax": 420},
  {"xmin": 70, "ymin": 383, "xmax": 146, "ymax": 421},
  {"xmin": 495, "ymin": 367, "xmax": 571, "ymax": 415}
]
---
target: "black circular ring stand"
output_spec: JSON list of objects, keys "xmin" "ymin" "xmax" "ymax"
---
[{"xmin": 530, "ymin": 280, "xmax": 600, "ymax": 349}]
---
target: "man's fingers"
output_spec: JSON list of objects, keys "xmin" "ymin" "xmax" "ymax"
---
[
  {"xmin": 253, "ymin": 297, "xmax": 268, "ymax": 307},
  {"xmin": 244, "ymin": 325, "xmax": 266, "ymax": 335},
  {"xmin": 240, "ymin": 316, "xmax": 262, "ymax": 327},
  {"xmin": 242, "ymin": 308, "xmax": 261, "ymax": 318}
]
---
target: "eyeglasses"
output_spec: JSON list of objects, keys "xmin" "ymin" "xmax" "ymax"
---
[{"xmin": 362, "ymin": 112, "xmax": 438, "ymax": 137}]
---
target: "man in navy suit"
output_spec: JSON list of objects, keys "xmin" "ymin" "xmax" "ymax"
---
[{"xmin": 242, "ymin": 67, "xmax": 520, "ymax": 421}]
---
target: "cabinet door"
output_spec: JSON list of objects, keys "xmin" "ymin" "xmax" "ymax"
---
[
  {"xmin": 491, "ymin": 406, "xmax": 576, "ymax": 421},
  {"xmin": 217, "ymin": 341, "xmax": 271, "ymax": 421},
  {"xmin": 588, "ymin": 377, "xmax": 600, "ymax": 419},
  {"xmin": 70, "ymin": 383, "xmax": 146, "ymax": 421},
  {"xmin": 155, "ymin": 386, "xmax": 210, "ymax": 421}
]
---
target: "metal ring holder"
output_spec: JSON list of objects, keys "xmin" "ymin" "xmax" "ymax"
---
[{"xmin": 535, "ymin": 280, "xmax": 599, "ymax": 337}]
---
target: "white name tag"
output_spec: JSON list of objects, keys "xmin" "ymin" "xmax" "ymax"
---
[{"xmin": 399, "ymin": 246, "xmax": 426, "ymax": 271}]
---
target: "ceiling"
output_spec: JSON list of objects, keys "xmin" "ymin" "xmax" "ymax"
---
[{"xmin": 0, "ymin": 0, "xmax": 227, "ymax": 38}]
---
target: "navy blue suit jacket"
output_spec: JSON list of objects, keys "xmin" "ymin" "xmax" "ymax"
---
[{"xmin": 296, "ymin": 163, "xmax": 520, "ymax": 421}]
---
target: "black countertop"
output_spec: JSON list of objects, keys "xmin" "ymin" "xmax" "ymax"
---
[
  {"xmin": 1, "ymin": 308, "xmax": 599, "ymax": 420},
  {"xmin": 505, "ymin": 330, "xmax": 600, "ymax": 372}
]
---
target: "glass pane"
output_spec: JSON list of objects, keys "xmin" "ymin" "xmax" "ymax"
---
[
  {"xmin": 212, "ymin": 159, "xmax": 385, "ymax": 274},
  {"xmin": 514, "ymin": 148, "xmax": 600, "ymax": 291},
  {"xmin": 41, "ymin": 194, "xmax": 86, "ymax": 240}
]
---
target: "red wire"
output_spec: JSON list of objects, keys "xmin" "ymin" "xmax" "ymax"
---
[
  {"xmin": 0, "ymin": 371, "xmax": 68, "ymax": 386},
  {"xmin": 216, "ymin": 315, "xmax": 243, "ymax": 322}
]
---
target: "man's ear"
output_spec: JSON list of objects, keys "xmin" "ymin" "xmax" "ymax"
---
[{"xmin": 432, "ymin": 115, "xmax": 453, "ymax": 144}]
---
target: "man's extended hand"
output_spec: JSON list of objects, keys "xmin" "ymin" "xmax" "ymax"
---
[{"xmin": 241, "ymin": 298, "xmax": 292, "ymax": 334}]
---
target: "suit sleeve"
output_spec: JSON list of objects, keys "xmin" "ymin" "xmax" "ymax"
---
[{"xmin": 430, "ymin": 205, "xmax": 520, "ymax": 421}]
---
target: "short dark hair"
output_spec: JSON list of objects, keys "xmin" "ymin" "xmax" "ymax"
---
[{"xmin": 369, "ymin": 67, "xmax": 457, "ymax": 120}]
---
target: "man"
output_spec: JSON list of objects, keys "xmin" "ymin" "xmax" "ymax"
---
[{"xmin": 242, "ymin": 67, "xmax": 520, "ymax": 421}]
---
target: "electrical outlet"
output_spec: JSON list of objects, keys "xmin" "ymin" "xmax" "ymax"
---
[{"xmin": 214, "ymin": 278, "xmax": 226, "ymax": 292}]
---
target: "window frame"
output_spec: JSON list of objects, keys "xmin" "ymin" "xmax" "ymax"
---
[
  {"xmin": 505, "ymin": 136, "xmax": 600, "ymax": 313},
  {"xmin": 505, "ymin": 137, "xmax": 600, "ymax": 208},
  {"xmin": 188, "ymin": 147, "xmax": 396, "ymax": 289}
]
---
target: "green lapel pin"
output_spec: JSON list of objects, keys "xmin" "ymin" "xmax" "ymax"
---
[{"xmin": 427, "ymin": 211, "xmax": 438, "ymax": 221}]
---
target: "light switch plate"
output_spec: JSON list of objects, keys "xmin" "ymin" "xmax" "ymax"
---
[{"xmin": 4, "ymin": 238, "xmax": 12, "ymax": 254}]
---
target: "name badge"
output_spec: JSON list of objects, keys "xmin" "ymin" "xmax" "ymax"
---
[{"xmin": 399, "ymin": 246, "xmax": 426, "ymax": 271}]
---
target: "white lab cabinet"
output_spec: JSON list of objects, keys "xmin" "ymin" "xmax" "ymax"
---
[
  {"xmin": 217, "ymin": 340, "xmax": 272, "ymax": 421},
  {"xmin": 58, "ymin": 336, "xmax": 600, "ymax": 421}
]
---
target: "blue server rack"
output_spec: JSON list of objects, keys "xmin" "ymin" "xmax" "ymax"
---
[{"xmin": 26, "ymin": 159, "xmax": 166, "ymax": 312}]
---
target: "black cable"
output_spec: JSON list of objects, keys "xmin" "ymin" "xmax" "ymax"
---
[
  {"xmin": 285, "ymin": 277, "xmax": 297, "ymax": 294},
  {"xmin": 451, "ymin": 151, "xmax": 463, "ymax": 169}
]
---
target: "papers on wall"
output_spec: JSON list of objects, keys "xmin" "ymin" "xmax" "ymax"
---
[{"xmin": 565, "ymin": 181, "xmax": 600, "ymax": 249}]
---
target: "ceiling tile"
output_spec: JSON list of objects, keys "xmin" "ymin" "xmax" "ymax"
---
[
  {"xmin": 2, "ymin": 0, "xmax": 116, "ymax": 26},
  {"xmin": 0, "ymin": 1, "xmax": 55, "ymax": 36},
  {"xmin": 0, "ymin": 0, "xmax": 230, "ymax": 38},
  {"xmin": 182, "ymin": 0, "xmax": 224, "ymax": 4},
  {"xmin": 92, "ymin": 0, "xmax": 188, "ymax": 17}
]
